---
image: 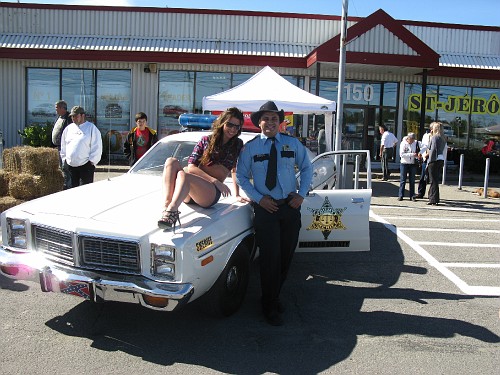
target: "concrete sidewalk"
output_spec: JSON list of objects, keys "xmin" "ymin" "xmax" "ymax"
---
[{"xmin": 370, "ymin": 173, "xmax": 500, "ymax": 212}]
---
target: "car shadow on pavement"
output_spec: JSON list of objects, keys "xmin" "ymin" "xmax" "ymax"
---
[
  {"xmin": 0, "ymin": 274, "xmax": 30, "ymax": 292},
  {"xmin": 42, "ymin": 221, "xmax": 500, "ymax": 373}
]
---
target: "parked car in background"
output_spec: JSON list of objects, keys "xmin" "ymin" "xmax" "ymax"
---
[
  {"xmin": 105, "ymin": 103, "xmax": 123, "ymax": 118},
  {"xmin": 163, "ymin": 105, "xmax": 187, "ymax": 116},
  {"xmin": 0, "ymin": 131, "xmax": 371, "ymax": 317},
  {"xmin": 443, "ymin": 124, "xmax": 454, "ymax": 137},
  {"xmin": 31, "ymin": 103, "xmax": 54, "ymax": 118}
]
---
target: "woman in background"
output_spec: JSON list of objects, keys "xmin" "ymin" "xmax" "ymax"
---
[{"xmin": 425, "ymin": 122, "xmax": 447, "ymax": 205}]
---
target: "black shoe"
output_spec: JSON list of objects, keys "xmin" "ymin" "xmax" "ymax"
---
[
  {"xmin": 264, "ymin": 310, "xmax": 283, "ymax": 326},
  {"xmin": 415, "ymin": 195, "xmax": 424, "ymax": 199},
  {"xmin": 411, "ymin": 196, "xmax": 417, "ymax": 201},
  {"xmin": 158, "ymin": 210, "xmax": 181, "ymax": 231},
  {"xmin": 427, "ymin": 202, "xmax": 438, "ymax": 205},
  {"xmin": 397, "ymin": 197, "xmax": 403, "ymax": 201}
]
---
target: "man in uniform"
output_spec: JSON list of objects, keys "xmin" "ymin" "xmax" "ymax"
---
[{"xmin": 236, "ymin": 101, "xmax": 312, "ymax": 326}]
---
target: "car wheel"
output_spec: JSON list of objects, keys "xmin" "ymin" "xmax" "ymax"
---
[{"xmin": 200, "ymin": 245, "xmax": 250, "ymax": 317}]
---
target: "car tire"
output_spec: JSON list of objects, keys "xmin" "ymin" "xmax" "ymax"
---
[{"xmin": 199, "ymin": 245, "xmax": 250, "ymax": 317}]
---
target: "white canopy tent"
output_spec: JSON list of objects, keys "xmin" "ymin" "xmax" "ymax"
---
[{"xmin": 202, "ymin": 66, "xmax": 337, "ymax": 151}]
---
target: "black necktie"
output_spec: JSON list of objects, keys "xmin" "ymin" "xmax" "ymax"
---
[{"xmin": 266, "ymin": 137, "xmax": 277, "ymax": 190}]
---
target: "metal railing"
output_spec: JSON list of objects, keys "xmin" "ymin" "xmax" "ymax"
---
[{"xmin": 310, "ymin": 150, "xmax": 372, "ymax": 190}]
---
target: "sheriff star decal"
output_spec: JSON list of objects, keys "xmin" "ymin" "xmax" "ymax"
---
[{"xmin": 306, "ymin": 197, "xmax": 347, "ymax": 240}]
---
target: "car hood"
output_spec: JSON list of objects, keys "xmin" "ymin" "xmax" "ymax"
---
[{"xmin": 9, "ymin": 174, "xmax": 224, "ymax": 237}]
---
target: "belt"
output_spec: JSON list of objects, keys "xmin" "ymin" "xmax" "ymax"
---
[
  {"xmin": 273, "ymin": 196, "xmax": 292, "ymax": 206},
  {"xmin": 274, "ymin": 199, "xmax": 287, "ymax": 206}
]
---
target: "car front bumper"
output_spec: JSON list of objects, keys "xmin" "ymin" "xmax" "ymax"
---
[{"xmin": 0, "ymin": 246, "xmax": 193, "ymax": 311}]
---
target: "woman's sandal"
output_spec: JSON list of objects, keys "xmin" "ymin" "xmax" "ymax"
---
[{"xmin": 158, "ymin": 210, "xmax": 181, "ymax": 231}]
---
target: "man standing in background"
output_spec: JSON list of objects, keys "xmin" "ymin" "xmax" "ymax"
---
[
  {"xmin": 379, "ymin": 124, "xmax": 398, "ymax": 181},
  {"xmin": 60, "ymin": 106, "xmax": 103, "ymax": 188},
  {"xmin": 51, "ymin": 100, "xmax": 72, "ymax": 189}
]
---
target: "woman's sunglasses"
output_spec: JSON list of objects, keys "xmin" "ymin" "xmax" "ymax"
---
[{"xmin": 225, "ymin": 122, "xmax": 241, "ymax": 130}]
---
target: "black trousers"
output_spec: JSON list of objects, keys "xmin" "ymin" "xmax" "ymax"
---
[
  {"xmin": 381, "ymin": 147, "xmax": 393, "ymax": 179},
  {"xmin": 66, "ymin": 161, "xmax": 95, "ymax": 188},
  {"xmin": 417, "ymin": 161, "xmax": 427, "ymax": 197},
  {"xmin": 253, "ymin": 203, "xmax": 301, "ymax": 313},
  {"xmin": 427, "ymin": 160, "xmax": 443, "ymax": 204}
]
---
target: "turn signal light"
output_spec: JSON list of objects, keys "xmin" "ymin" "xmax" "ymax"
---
[{"xmin": 142, "ymin": 295, "xmax": 169, "ymax": 308}]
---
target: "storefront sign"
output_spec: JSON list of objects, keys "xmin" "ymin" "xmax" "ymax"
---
[{"xmin": 408, "ymin": 94, "xmax": 500, "ymax": 115}]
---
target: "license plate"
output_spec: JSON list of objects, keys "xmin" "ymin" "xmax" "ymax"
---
[{"xmin": 59, "ymin": 280, "xmax": 91, "ymax": 300}]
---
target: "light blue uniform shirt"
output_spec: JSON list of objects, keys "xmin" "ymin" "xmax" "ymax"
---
[{"xmin": 236, "ymin": 133, "xmax": 313, "ymax": 203}]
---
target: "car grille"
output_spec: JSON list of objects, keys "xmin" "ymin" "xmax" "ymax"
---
[
  {"xmin": 33, "ymin": 225, "xmax": 140, "ymax": 273},
  {"xmin": 80, "ymin": 236, "xmax": 140, "ymax": 273},
  {"xmin": 34, "ymin": 225, "xmax": 74, "ymax": 264}
]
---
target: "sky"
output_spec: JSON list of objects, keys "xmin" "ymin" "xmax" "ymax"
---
[{"xmin": 11, "ymin": 0, "xmax": 500, "ymax": 27}]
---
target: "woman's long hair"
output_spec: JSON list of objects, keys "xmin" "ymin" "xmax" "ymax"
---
[
  {"xmin": 199, "ymin": 107, "xmax": 244, "ymax": 166},
  {"xmin": 430, "ymin": 121, "xmax": 444, "ymax": 137}
]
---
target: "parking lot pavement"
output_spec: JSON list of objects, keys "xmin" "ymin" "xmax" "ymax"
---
[{"xmin": 370, "ymin": 177, "xmax": 500, "ymax": 297}]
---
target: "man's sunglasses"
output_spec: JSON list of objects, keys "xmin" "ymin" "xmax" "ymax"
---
[{"xmin": 226, "ymin": 122, "xmax": 241, "ymax": 130}]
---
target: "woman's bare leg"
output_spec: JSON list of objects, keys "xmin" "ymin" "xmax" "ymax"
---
[
  {"xmin": 167, "ymin": 173, "xmax": 218, "ymax": 211},
  {"xmin": 161, "ymin": 157, "xmax": 183, "ymax": 208}
]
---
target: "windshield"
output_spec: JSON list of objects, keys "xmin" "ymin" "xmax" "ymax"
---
[{"xmin": 130, "ymin": 140, "xmax": 197, "ymax": 175}]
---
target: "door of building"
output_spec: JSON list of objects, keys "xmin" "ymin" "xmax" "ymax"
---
[{"xmin": 343, "ymin": 106, "xmax": 377, "ymax": 160}]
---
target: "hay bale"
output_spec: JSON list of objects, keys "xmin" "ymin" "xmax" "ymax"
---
[
  {"xmin": 0, "ymin": 196, "xmax": 24, "ymax": 213},
  {"xmin": 2, "ymin": 146, "xmax": 60, "ymax": 175},
  {"xmin": 9, "ymin": 173, "xmax": 40, "ymax": 200},
  {"xmin": 9, "ymin": 171, "xmax": 64, "ymax": 200},
  {"xmin": 38, "ymin": 170, "xmax": 64, "ymax": 196},
  {"xmin": 2, "ymin": 147, "xmax": 22, "ymax": 173},
  {"xmin": 0, "ymin": 170, "xmax": 11, "ymax": 196},
  {"xmin": 17, "ymin": 146, "xmax": 60, "ymax": 175}
]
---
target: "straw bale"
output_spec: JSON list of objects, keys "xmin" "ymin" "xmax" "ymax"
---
[
  {"xmin": 0, "ymin": 170, "xmax": 11, "ymax": 196},
  {"xmin": 9, "ymin": 173, "xmax": 40, "ymax": 200},
  {"xmin": 2, "ymin": 146, "xmax": 60, "ymax": 175},
  {"xmin": 2, "ymin": 147, "xmax": 22, "ymax": 173},
  {"xmin": 17, "ymin": 146, "xmax": 60, "ymax": 175},
  {"xmin": 9, "ymin": 171, "xmax": 64, "ymax": 201},
  {"xmin": 38, "ymin": 170, "xmax": 64, "ymax": 196},
  {"xmin": 0, "ymin": 196, "xmax": 24, "ymax": 213}
]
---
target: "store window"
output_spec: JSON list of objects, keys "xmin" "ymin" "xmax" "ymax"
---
[
  {"xmin": 26, "ymin": 68, "xmax": 131, "ymax": 158},
  {"xmin": 26, "ymin": 69, "xmax": 61, "ymax": 126},
  {"xmin": 158, "ymin": 70, "xmax": 305, "ymax": 136},
  {"xmin": 404, "ymin": 84, "xmax": 500, "ymax": 150},
  {"xmin": 194, "ymin": 72, "xmax": 231, "ymax": 113},
  {"xmin": 470, "ymin": 87, "xmax": 500, "ymax": 150}
]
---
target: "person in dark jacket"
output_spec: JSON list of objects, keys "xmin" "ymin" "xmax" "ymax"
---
[
  {"xmin": 52, "ymin": 100, "xmax": 73, "ymax": 189},
  {"xmin": 124, "ymin": 112, "xmax": 158, "ymax": 166}
]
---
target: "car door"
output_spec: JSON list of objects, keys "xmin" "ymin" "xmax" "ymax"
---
[{"xmin": 297, "ymin": 151, "xmax": 372, "ymax": 252}]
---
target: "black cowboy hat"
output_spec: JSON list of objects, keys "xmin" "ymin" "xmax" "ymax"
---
[{"xmin": 250, "ymin": 101, "xmax": 285, "ymax": 128}]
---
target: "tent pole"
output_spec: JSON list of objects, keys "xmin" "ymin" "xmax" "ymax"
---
[{"xmin": 335, "ymin": 0, "xmax": 348, "ymax": 152}]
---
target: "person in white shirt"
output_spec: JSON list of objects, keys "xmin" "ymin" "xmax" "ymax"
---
[
  {"xmin": 60, "ymin": 106, "xmax": 103, "ymax": 188},
  {"xmin": 398, "ymin": 133, "xmax": 419, "ymax": 201},
  {"xmin": 379, "ymin": 125, "xmax": 398, "ymax": 180}
]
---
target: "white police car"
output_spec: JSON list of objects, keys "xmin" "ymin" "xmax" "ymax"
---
[{"xmin": 0, "ymin": 131, "xmax": 371, "ymax": 316}]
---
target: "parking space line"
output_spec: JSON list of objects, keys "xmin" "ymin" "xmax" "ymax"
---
[
  {"xmin": 370, "ymin": 210, "xmax": 500, "ymax": 296},
  {"xmin": 442, "ymin": 263, "xmax": 500, "ymax": 268},
  {"xmin": 382, "ymin": 217, "xmax": 500, "ymax": 222},
  {"xmin": 417, "ymin": 241, "xmax": 500, "ymax": 248},
  {"xmin": 400, "ymin": 228, "xmax": 500, "ymax": 233}
]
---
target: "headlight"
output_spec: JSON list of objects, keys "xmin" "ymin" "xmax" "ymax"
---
[
  {"xmin": 151, "ymin": 244, "xmax": 176, "ymax": 279},
  {"xmin": 7, "ymin": 218, "xmax": 28, "ymax": 250}
]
